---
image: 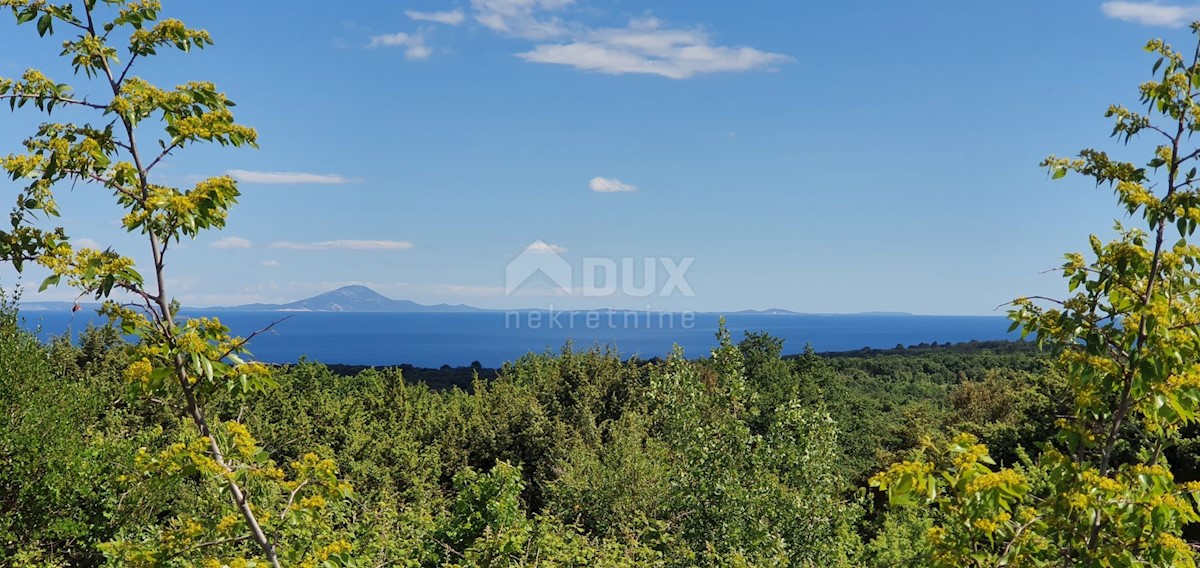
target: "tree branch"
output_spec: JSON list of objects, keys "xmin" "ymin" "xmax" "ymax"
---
[
  {"xmin": 217, "ymin": 315, "xmax": 293, "ymax": 362},
  {"xmin": 0, "ymin": 93, "xmax": 108, "ymax": 110}
]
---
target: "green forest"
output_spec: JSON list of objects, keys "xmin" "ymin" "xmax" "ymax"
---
[
  {"xmin": 1, "ymin": 307, "xmax": 1071, "ymax": 566},
  {"xmin": 7, "ymin": 0, "xmax": 1200, "ymax": 566}
]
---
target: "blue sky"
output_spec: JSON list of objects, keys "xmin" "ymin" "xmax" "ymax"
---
[{"xmin": 0, "ymin": 0, "xmax": 1196, "ymax": 314}]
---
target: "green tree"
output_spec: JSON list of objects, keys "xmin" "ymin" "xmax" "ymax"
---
[
  {"xmin": 872, "ymin": 25, "xmax": 1200, "ymax": 566},
  {"xmin": 0, "ymin": 2, "xmax": 353, "ymax": 565}
]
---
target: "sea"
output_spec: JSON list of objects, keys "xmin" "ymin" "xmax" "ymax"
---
[{"xmin": 15, "ymin": 309, "xmax": 1021, "ymax": 368}]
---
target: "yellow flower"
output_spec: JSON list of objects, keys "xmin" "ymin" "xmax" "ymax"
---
[
  {"xmin": 965, "ymin": 469, "xmax": 1025, "ymax": 495},
  {"xmin": 1157, "ymin": 532, "xmax": 1191, "ymax": 555},
  {"xmin": 298, "ymin": 494, "xmax": 327, "ymax": 510},
  {"xmin": 927, "ymin": 526, "xmax": 947, "ymax": 545},
  {"xmin": 216, "ymin": 514, "xmax": 240, "ymax": 533},
  {"xmin": 316, "ymin": 540, "xmax": 353, "ymax": 561},
  {"xmin": 123, "ymin": 358, "xmax": 153, "ymax": 386},
  {"xmin": 973, "ymin": 518, "xmax": 999, "ymax": 534}
]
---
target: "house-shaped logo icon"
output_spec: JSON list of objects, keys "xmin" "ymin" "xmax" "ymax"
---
[{"xmin": 505, "ymin": 240, "xmax": 573, "ymax": 296}]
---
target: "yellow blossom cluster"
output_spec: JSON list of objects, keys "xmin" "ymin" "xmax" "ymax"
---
[
  {"xmin": 1, "ymin": 153, "xmax": 45, "ymax": 178},
  {"xmin": 315, "ymin": 540, "xmax": 353, "ymax": 561},
  {"xmin": 1067, "ymin": 492, "xmax": 1090, "ymax": 510},
  {"xmin": 1127, "ymin": 463, "xmax": 1173, "ymax": 480},
  {"xmin": 131, "ymin": 436, "xmax": 222, "ymax": 479},
  {"xmin": 1017, "ymin": 506, "xmax": 1038, "ymax": 523},
  {"xmin": 1147, "ymin": 492, "xmax": 1187, "ymax": 511},
  {"xmin": 1157, "ymin": 532, "xmax": 1192, "ymax": 556},
  {"xmin": 927, "ymin": 526, "xmax": 946, "ymax": 545},
  {"xmin": 225, "ymin": 420, "xmax": 261, "ymax": 461},
  {"xmin": 157, "ymin": 516, "xmax": 204, "ymax": 550},
  {"xmin": 1117, "ymin": 180, "xmax": 1160, "ymax": 210},
  {"xmin": 215, "ymin": 514, "xmax": 240, "ymax": 533},
  {"xmin": 1080, "ymin": 470, "xmax": 1123, "ymax": 494},
  {"xmin": 964, "ymin": 470, "xmax": 1025, "ymax": 496},
  {"xmin": 972, "ymin": 514, "xmax": 1005, "ymax": 535},
  {"xmin": 123, "ymin": 358, "xmax": 153, "ymax": 387},
  {"xmin": 297, "ymin": 495, "xmax": 326, "ymax": 510},
  {"xmin": 201, "ymin": 559, "xmax": 253, "ymax": 568},
  {"xmin": 869, "ymin": 459, "xmax": 932, "ymax": 489}
]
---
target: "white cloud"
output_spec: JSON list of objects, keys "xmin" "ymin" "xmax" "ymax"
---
[
  {"xmin": 471, "ymin": 0, "xmax": 574, "ymax": 39},
  {"xmin": 1101, "ymin": 1, "xmax": 1200, "ymax": 26},
  {"xmin": 524, "ymin": 241, "xmax": 567, "ymax": 253},
  {"xmin": 211, "ymin": 236, "xmax": 252, "ymax": 250},
  {"xmin": 262, "ymin": 260, "xmax": 280, "ymax": 267},
  {"xmin": 392, "ymin": 3, "xmax": 786, "ymax": 80},
  {"xmin": 406, "ymin": 9, "xmax": 466, "ymax": 25},
  {"xmin": 270, "ymin": 240, "xmax": 415, "ymax": 251},
  {"xmin": 227, "ymin": 169, "xmax": 359, "ymax": 185},
  {"xmin": 520, "ymin": 18, "xmax": 790, "ymax": 79},
  {"xmin": 368, "ymin": 32, "xmax": 434, "ymax": 60},
  {"xmin": 73, "ymin": 237, "xmax": 101, "ymax": 249},
  {"xmin": 589, "ymin": 176, "xmax": 638, "ymax": 193}
]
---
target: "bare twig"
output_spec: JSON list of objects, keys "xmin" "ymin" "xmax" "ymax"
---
[
  {"xmin": 0, "ymin": 93, "xmax": 108, "ymax": 110},
  {"xmin": 217, "ymin": 315, "xmax": 294, "ymax": 362},
  {"xmin": 278, "ymin": 479, "xmax": 309, "ymax": 523}
]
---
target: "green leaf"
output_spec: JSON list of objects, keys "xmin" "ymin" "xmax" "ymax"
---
[
  {"xmin": 36, "ymin": 13, "xmax": 52, "ymax": 37},
  {"xmin": 38, "ymin": 274, "xmax": 60, "ymax": 292}
]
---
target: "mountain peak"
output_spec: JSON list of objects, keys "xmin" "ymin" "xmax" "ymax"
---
[
  {"xmin": 298, "ymin": 285, "xmax": 394, "ymax": 311},
  {"xmin": 217, "ymin": 285, "xmax": 483, "ymax": 313},
  {"xmin": 323, "ymin": 285, "xmax": 389, "ymax": 300}
]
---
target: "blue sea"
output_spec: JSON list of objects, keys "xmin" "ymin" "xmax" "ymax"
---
[{"xmin": 17, "ymin": 310, "xmax": 1020, "ymax": 367}]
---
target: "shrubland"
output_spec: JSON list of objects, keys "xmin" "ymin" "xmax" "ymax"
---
[{"xmin": 1, "ymin": 300, "xmax": 1060, "ymax": 566}]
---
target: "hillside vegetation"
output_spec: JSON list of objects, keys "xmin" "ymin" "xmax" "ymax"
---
[{"xmin": 2, "ymin": 301, "xmax": 1071, "ymax": 566}]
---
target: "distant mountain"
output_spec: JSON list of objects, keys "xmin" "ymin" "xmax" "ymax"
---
[
  {"xmin": 729, "ymin": 308, "xmax": 804, "ymax": 315},
  {"xmin": 17, "ymin": 301, "xmax": 100, "ymax": 312},
  {"xmin": 16, "ymin": 285, "xmax": 914, "ymax": 316},
  {"xmin": 722, "ymin": 308, "xmax": 913, "ymax": 316},
  {"xmin": 215, "ymin": 285, "xmax": 484, "ymax": 313}
]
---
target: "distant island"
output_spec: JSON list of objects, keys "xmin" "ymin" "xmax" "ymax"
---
[
  {"xmin": 19, "ymin": 284, "xmax": 913, "ymax": 316},
  {"xmin": 211, "ymin": 285, "xmax": 482, "ymax": 313}
]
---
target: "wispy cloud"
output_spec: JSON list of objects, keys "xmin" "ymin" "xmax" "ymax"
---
[
  {"xmin": 211, "ymin": 236, "xmax": 252, "ymax": 250},
  {"xmin": 376, "ymin": 3, "xmax": 787, "ymax": 79},
  {"xmin": 521, "ymin": 18, "xmax": 789, "ymax": 79},
  {"xmin": 589, "ymin": 176, "xmax": 638, "ymax": 193},
  {"xmin": 262, "ymin": 260, "xmax": 280, "ymax": 267},
  {"xmin": 406, "ymin": 9, "xmax": 466, "ymax": 25},
  {"xmin": 368, "ymin": 32, "xmax": 433, "ymax": 60},
  {"xmin": 1101, "ymin": 1, "xmax": 1200, "ymax": 26},
  {"xmin": 270, "ymin": 240, "xmax": 415, "ymax": 251},
  {"xmin": 227, "ymin": 169, "xmax": 360, "ymax": 185},
  {"xmin": 471, "ymin": 0, "xmax": 574, "ymax": 39},
  {"xmin": 73, "ymin": 237, "xmax": 101, "ymax": 249}
]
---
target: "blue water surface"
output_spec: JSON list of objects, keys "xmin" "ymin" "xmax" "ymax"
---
[{"xmin": 18, "ymin": 310, "xmax": 1019, "ymax": 367}]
